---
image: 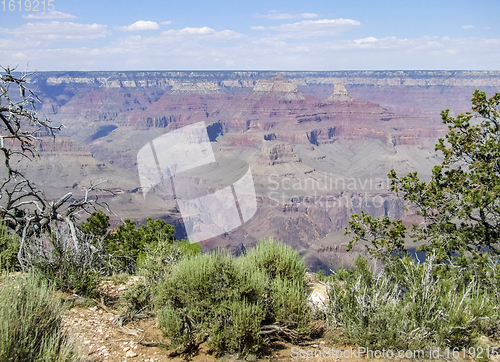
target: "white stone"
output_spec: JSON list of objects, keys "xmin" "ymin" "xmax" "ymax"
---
[{"xmin": 125, "ymin": 350, "xmax": 138, "ymax": 358}]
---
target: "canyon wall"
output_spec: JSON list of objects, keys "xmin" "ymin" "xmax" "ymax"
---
[{"xmin": 16, "ymin": 70, "xmax": 500, "ymax": 271}]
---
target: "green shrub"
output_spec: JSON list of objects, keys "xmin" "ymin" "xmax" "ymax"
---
[
  {"xmin": 156, "ymin": 251, "xmax": 268, "ymax": 356},
  {"xmin": 0, "ymin": 221, "xmax": 20, "ymax": 272},
  {"xmin": 118, "ymin": 239, "xmax": 202, "ymax": 318},
  {"xmin": 271, "ymin": 277, "xmax": 311, "ymax": 335},
  {"xmin": 79, "ymin": 210, "xmax": 109, "ymax": 241},
  {"xmin": 121, "ymin": 281, "xmax": 152, "ymax": 315},
  {"xmin": 39, "ymin": 264, "xmax": 102, "ymax": 299},
  {"xmin": 138, "ymin": 238, "xmax": 201, "ymax": 283},
  {"xmin": 155, "ymin": 239, "xmax": 310, "ymax": 357},
  {"xmin": 158, "ymin": 304, "xmax": 189, "ymax": 347},
  {"xmin": 0, "ymin": 272, "xmax": 81, "ymax": 361},
  {"xmin": 245, "ymin": 238, "xmax": 306, "ymax": 281},
  {"xmin": 212, "ymin": 300, "xmax": 265, "ymax": 355},
  {"xmin": 328, "ymin": 255, "xmax": 500, "ymax": 351},
  {"xmin": 315, "ymin": 269, "xmax": 326, "ymax": 282},
  {"xmin": 80, "ymin": 212, "xmax": 177, "ymax": 274},
  {"xmin": 107, "ymin": 218, "xmax": 176, "ymax": 274}
]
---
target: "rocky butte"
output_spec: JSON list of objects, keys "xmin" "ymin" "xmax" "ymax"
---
[{"xmin": 18, "ymin": 70, "xmax": 500, "ymax": 271}]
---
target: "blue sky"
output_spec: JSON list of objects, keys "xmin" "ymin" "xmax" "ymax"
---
[{"xmin": 0, "ymin": 0, "xmax": 498, "ymax": 71}]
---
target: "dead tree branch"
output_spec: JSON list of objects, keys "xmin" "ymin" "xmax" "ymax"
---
[{"xmin": 0, "ymin": 66, "xmax": 116, "ymax": 270}]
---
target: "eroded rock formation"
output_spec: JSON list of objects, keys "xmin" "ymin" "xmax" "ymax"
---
[{"xmin": 21, "ymin": 70, "xmax": 500, "ymax": 270}]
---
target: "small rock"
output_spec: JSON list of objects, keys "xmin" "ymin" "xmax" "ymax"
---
[{"xmin": 125, "ymin": 350, "xmax": 138, "ymax": 358}]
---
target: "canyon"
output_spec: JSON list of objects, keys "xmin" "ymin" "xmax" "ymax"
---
[{"xmin": 17, "ymin": 70, "xmax": 500, "ymax": 271}]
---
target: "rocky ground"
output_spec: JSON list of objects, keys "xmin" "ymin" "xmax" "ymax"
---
[
  {"xmin": 60, "ymin": 276, "xmax": 356, "ymax": 362},
  {"xmin": 61, "ymin": 276, "xmax": 482, "ymax": 362}
]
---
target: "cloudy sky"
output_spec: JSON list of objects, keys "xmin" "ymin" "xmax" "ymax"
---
[{"xmin": 0, "ymin": 0, "xmax": 498, "ymax": 71}]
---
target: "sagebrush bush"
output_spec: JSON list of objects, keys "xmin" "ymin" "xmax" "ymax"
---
[
  {"xmin": 118, "ymin": 239, "xmax": 202, "ymax": 319},
  {"xmin": 138, "ymin": 238, "xmax": 201, "ymax": 282},
  {"xmin": 120, "ymin": 280, "xmax": 152, "ymax": 317},
  {"xmin": 0, "ymin": 272, "xmax": 81, "ymax": 361},
  {"xmin": 0, "ymin": 220, "xmax": 20, "ymax": 272},
  {"xmin": 155, "ymin": 239, "xmax": 310, "ymax": 357},
  {"xmin": 245, "ymin": 238, "xmax": 307, "ymax": 281},
  {"xmin": 328, "ymin": 255, "xmax": 500, "ymax": 351},
  {"xmin": 271, "ymin": 277, "xmax": 311, "ymax": 334}
]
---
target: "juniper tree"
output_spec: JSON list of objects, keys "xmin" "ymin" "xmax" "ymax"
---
[{"xmin": 346, "ymin": 90, "xmax": 500, "ymax": 264}]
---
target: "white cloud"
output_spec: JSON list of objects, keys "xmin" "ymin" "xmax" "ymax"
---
[
  {"xmin": 161, "ymin": 27, "xmax": 242, "ymax": 40},
  {"xmin": 164, "ymin": 26, "xmax": 215, "ymax": 36},
  {"xmin": 1, "ymin": 20, "xmax": 499, "ymax": 71},
  {"xmin": 254, "ymin": 12, "xmax": 318, "ymax": 20},
  {"xmin": 251, "ymin": 18, "xmax": 361, "ymax": 37},
  {"xmin": 22, "ymin": 11, "xmax": 76, "ymax": 19},
  {"xmin": 0, "ymin": 21, "xmax": 108, "ymax": 41},
  {"xmin": 116, "ymin": 20, "xmax": 160, "ymax": 32},
  {"xmin": 161, "ymin": 21, "xmax": 172, "ymax": 25},
  {"xmin": 462, "ymin": 25, "xmax": 474, "ymax": 29},
  {"xmin": 354, "ymin": 37, "xmax": 378, "ymax": 44}
]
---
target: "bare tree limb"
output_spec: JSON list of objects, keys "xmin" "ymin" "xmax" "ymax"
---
[{"xmin": 0, "ymin": 66, "xmax": 117, "ymax": 269}]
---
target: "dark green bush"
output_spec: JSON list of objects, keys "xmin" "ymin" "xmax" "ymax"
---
[
  {"xmin": 79, "ymin": 210, "xmax": 110, "ymax": 241},
  {"xmin": 107, "ymin": 218, "xmax": 175, "ymax": 273},
  {"xmin": 0, "ymin": 272, "xmax": 81, "ymax": 361},
  {"xmin": 80, "ymin": 212, "xmax": 177, "ymax": 274},
  {"xmin": 155, "ymin": 239, "xmax": 311, "ymax": 357}
]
